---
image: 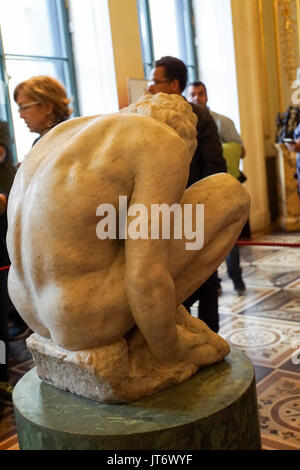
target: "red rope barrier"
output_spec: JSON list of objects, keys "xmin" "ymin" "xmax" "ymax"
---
[{"xmin": 0, "ymin": 265, "xmax": 10, "ymax": 271}]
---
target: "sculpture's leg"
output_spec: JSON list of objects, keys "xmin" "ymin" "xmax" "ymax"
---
[{"xmin": 170, "ymin": 173, "xmax": 250, "ymax": 305}]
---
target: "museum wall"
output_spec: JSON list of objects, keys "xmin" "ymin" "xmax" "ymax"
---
[
  {"xmin": 255, "ymin": 0, "xmax": 300, "ymax": 227},
  {"xmin": 107, "ymin": 0, "xmax": 144, "ymax": 109}
]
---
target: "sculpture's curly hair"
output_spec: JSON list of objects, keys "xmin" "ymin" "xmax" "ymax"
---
[{"xmin": 122, "ymin": 93, "xmax": 198, "ymax": 157}]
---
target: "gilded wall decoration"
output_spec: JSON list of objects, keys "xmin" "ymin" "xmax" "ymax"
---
[
  {"xmin": 278, "ymin": 0, "xmax": 297, "ymax": 84},
  {"xmin": 274, "ymin": 0, "xmax": 300, "ymax": 109}
]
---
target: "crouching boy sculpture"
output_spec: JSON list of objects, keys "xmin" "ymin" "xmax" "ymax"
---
[{"xmin": 7, "ymin": 93, "xmax": 250, "ymax": 403}]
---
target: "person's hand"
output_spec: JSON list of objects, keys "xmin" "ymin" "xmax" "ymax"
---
[
  {"xmin": 285, "ymin": 140, "xmax": 300, "ymax": 153},
  {"xmin": 0, "ymin": 144, "xmax": 7, "ymax": 163},
  {"xmin": 0, "ymin": 193, "xmax": 7, "ymax": 214},
  {"xmin": 285, "ymin": 142, "xmax": 296, "ymax": 152}
]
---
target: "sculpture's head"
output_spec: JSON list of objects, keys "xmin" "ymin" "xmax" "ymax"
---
[{"xmin": 121, "ymin": 93, "xmax": 198, "ymax": 158}]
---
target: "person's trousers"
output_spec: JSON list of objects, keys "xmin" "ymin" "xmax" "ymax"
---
[
  {"xmin": 0, "ymin": 270, "xmax": 9, "ymax": 381},
  {"xmin": 226, "ymin": 244, "xmax": 242, "ymax": 283},
  {"xmin": 183, "ymin": 271, "xmax": 219, "ymax": 333}
]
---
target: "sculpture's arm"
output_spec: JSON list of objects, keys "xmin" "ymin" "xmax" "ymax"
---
[{"xmin": 124, "ymin": 136, "xmax": 190, "ymax": 364}]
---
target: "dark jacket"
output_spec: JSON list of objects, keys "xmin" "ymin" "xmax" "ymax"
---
[
  {"xmin": 0, "ymin": 120, "xmax": 16, "ymax": 194},
  {"xmin": 187, "ymin": 103, "xmax": 227, "ymax": 187}
]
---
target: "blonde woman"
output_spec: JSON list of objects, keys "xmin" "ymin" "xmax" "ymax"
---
[{"xmin": 14, "ymin": 75, "xmax": 72, "ymax": 146}]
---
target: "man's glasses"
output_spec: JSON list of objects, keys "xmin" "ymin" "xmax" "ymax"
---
[
  {"xmin": 148, "ymin": 79, "xmax": 170, "ymax": 86},
  {"xmin": 18, "ymin": 101, "xmax": 40, "ymax": 113}
]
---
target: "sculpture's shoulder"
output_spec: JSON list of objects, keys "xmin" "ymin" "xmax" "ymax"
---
[
  {"xmin": 13, "ymin": 111, "xmax": 188, "ymax": 196},
  {"xmin": 35, "ymin": 113, "xmax": 180, "ymax": 155}
]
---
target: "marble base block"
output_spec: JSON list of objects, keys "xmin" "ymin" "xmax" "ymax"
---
[
  {"xmin": 13, "ymin": 348, "xmax": 262, "ymax": 450},
  {"xmin": 26, "ymin": 324, "xmax": 229, "ymax": 403},
  {"xmin": 27, "ymin": 334, "xmax": 125, "ymax": 404}
]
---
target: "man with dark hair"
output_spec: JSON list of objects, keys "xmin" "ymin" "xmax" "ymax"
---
[
  {"xmin": 186, "ymin": 80, "xmax": 208, "ymax": 108},
  {"xmin": 147, "ymin": 56, "xmax": 227, "ymax": 332},
  {"xmin": 148, "ymin": 57, "xmax": 227, "ymax": 185},
  {"xmin": 153, "ymin": 56, "xmax": 188, "ymax": 93},
  {"xmin": 187, "ymin": 81, "xmax": 245, "ymax": 157}
]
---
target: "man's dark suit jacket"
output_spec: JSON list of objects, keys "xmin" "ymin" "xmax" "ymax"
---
[{"xmin": 187, "ymin": 103, "xmax": 227, "ymax": 187}]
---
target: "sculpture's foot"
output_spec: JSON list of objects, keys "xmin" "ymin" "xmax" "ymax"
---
[{"xmin": 27, "ymin": 314, "xmax": 230, "ymax": 403}]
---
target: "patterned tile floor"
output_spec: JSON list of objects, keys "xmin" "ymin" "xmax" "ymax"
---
[
  {"xmin": 0, "ymin": 339, "xmax": 33, "ymax": 450},
  {"xmin": 0, "ymin": 231, "xmax": 299, "ymax": 450},
  {"xmin": 218, "ymin": 232, "xmax": 300, "ymax": 451}
]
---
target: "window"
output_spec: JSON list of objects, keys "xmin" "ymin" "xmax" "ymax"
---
[
  {"xmin": 192, "ymin": 0, "xmax": 240, "ymax": 131},
  {"xmin": 68, "ymin": 0, "xmax": 118, "ymax": 116},
  {"xmin": 0, "ymin": 0, "xmax": 79, "ymax": 162},
  {"xmin": 137, "ymin": 0, "xmax": 198, "ymax": 85},
  {"xmin": 150, "ymin": 0, "xmax": 182, "ymax": 60}
]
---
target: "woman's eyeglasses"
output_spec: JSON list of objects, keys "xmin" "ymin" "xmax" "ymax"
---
[{"xmin": 18, "ymin": 102, "xmax": 40, "ymax": 113}]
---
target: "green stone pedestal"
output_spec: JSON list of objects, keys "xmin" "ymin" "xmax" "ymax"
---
[{"xmin": 13, "ymin": 347, "xmax": 261, "ymax": 450}]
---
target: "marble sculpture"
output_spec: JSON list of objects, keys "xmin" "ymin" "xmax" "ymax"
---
[{"xmin": 7, "ymin": 93, "xmax": 250, "ymax": 402}]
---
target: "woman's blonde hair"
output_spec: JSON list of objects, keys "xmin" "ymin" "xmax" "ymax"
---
[{"xmin": 14, "ymin": 76, "xmax": 72, "ymax": 125}]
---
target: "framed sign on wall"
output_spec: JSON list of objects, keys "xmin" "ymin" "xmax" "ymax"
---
[{"xmin": 127, "ymin": 78, "xmax": 148, "ymax": 103}]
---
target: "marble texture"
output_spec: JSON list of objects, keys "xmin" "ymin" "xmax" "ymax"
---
[
  {"xmin": 218, "ymin": 283, "xmax": 279, "ymax": 315},
  {"xmin": 223, "ymin": 264, "xmax": 300, "ymax": 289},
  {"xmin": 220, "ymin": 316, "xmax": 300, "ymax": 368},
  {"xmin": 257, "ymin": 370, "xmax": 300, "ymax": 450},
  {"xmin": 218, "ymin": 237, "xmax": 300, "ymax": 450},
  {"xmin": 285, "ymin": 279, "xmax": 300, "ymax": 290},
  {"xmin": 253, "ymin": 248, "xmax": 300, "ymax": 268},
  {"xmin": 13, "ymin": 348, "xmax": 262, "ymax": 450}
]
